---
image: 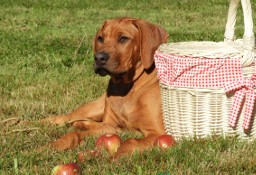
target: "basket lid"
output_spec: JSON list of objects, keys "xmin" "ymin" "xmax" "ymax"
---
[{"xmin": 158, "ymin": 40, "xmax": 245, "ymax": 59}]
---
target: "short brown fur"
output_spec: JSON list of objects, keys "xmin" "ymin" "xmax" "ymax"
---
[{"xmin": 42, "ymin": 17, "xmax": 171, "ymax": 157}]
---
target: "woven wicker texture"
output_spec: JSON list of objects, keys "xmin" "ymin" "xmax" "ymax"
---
[{"xmin": 155, "ymin": 0, "xmax": 256, "ymax": 140}]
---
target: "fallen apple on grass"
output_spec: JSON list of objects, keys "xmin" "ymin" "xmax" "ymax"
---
[
  {"xmin": 95, "ymin": 133, "xmax": 122, "ymax": 155},
  {"xmin": 51, "ymin": 162, "xmax": 81, "ymax": 175},
  {"xmin": 154, "ymin": 134, "xmax": 176, "ymax": 149}
]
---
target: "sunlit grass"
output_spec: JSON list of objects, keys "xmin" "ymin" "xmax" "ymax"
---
[{"xmin": 1, "ymin": 0, "xmax": 256, "ymax": 174}]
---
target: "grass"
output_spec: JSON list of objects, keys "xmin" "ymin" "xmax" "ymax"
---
[{"xmin": 1, "ymin": 0, "xmax": 256, "ymax": 174}]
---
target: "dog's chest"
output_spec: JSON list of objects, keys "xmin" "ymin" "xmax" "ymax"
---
[
  {"xmin": 106, "ymin": 79, "xmax": 158, "ymax": 127},
  {"xmin": 107, "ymin": 90, "xmax": 139, "ymax": 127},
  {"xmin": 108, "ymin": 93, "xmax": 136, "ymax": 115}
]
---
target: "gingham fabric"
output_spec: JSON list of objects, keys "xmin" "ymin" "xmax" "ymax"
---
[
  {"xmin": 154, "ymin": 51, "xmax": 256, "ymax": 129},
  {"xmin": 224, "ymin": 75, "xmax": 256, "ymax": 129}
]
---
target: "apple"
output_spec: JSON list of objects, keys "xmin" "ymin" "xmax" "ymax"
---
[
  {"xmin": 154, "ymin": 134, "xmax": 176, "ymax": 149},
  {"xmin": 51, "ymin": 163, "xmax": 81, "ymax": 175},
  {"xmin": 77, "ymin": 150, "xmax": 99, "ymax": 162},
  {"xmin": 95, "ymin": 133, "xmax": 121, "ymax": 155}
]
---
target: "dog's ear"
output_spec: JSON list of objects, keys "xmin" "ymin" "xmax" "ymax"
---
[{"xmin": 133, "ymin": 19, "xmax": 169, "ymax": 69}]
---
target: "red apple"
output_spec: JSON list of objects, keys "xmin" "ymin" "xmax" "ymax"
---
[
  {"xmin": 95, "ymin": 133, "xmax": 121, "ymax": 155},
  {"xmin": 77, "ymin": 150, "xmax": 99, "ymax": 162},
  {"xmin": 51, "ymin": 163, "xmax": 81, "ymax": 175},
  {"xmin": 154, "ymin": 134, "xmax": 176, "ymax": 149}
]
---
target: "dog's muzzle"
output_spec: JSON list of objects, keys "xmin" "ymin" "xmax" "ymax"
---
[
  {"xmin": 94, "ymin": 52, "xmax": 110, "ymax": 76},
  {"xmin": 94, "ymin": 52, "xmax": 109, "ymax": 65}
]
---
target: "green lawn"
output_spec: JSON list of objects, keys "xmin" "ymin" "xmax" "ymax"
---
[{"xmin": 1, "ymin": 0, "xmax": 256, "ymax": 174}]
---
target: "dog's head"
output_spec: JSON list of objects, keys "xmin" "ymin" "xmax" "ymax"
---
[{"xmin": 93, "ymin": 17, "xmax": 168, "ymax": 83}]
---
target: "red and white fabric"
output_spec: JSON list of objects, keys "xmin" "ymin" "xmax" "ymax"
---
[{"xmin": 154, "ymin": 50, "xmax": 256, "ymax": 130}]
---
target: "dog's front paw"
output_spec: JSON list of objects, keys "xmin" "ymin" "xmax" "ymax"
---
[{"xmin": 113, "ymin": 138, "xmax": 140, "ymax": 160}]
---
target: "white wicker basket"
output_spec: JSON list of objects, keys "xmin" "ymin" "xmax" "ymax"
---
[{"xmin": 154, "ymin": 0, "xmax": 256, "ymax": 140}]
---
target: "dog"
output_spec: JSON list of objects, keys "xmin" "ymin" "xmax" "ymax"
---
[{"xmin": 42, "ymin": 17, "xmax": 171, "ymax": 157}]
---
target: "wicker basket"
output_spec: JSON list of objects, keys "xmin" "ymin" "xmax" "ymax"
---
[{"xmin": 154, "ymin": 0, "xmax": 256, "ymax": 140}]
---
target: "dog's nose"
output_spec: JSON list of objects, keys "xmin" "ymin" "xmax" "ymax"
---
[{"xmin": 94, "ymin": 52, "xmax": 109, "ymax": 65}]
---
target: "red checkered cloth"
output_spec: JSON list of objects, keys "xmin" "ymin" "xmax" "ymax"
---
[
  {"xmin": 224, "ymin": 75, "xmax": 256, "ymax": 129},
  {"xmin": 154, "ymin": 51, "xmax": 256, "ymax": 129}
]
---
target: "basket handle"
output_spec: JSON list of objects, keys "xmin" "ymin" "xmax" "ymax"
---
[{"xmin": 224, "ymin": 0, "xmax": 255, "ymax": 66}]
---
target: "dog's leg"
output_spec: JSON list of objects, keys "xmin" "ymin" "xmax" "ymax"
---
[
  {"xmin": 114, "ymin": 133, "xmax": 175, "ymax": 159},
  {"xmin": 114, "ymin": 134, "xmax": 158, "ymax": 157},
  {"xmin": 41, "ymin": 94, "xmax": 106, "ymax": 126},
  {"xmin": 40, "ymin": 121, "xmax": 121, "ymax": 151},
  {"xmin": 70, "ymin": 120, "xmax": 122, "ymax": 132}
]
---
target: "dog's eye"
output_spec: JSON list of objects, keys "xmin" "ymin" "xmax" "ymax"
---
[
  {"xmin": 97, "ymin": 36, "xmax": 104, "ymax": 43},
  {"xmin": 119, "ymin": 36, "xmax": 129, "ymax": 43}
]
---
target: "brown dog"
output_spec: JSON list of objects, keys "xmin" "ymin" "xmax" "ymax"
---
[{"xmin": 43, "ymin": 17, "xmax": 170, "ymax": 157}]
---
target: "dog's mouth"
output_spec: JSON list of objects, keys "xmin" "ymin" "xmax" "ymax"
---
[
  {"xmin": 94, "ymin": 66, "xmax": 127, "ymax": 78},
  {"xmin": 94, "ymin": 68, "xmax": 109, "ymax": 77}
]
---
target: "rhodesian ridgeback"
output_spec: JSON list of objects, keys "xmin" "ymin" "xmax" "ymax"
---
[{"xmin": 42, "ymin": 17, "xmax": 172, "ymax": 157}]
